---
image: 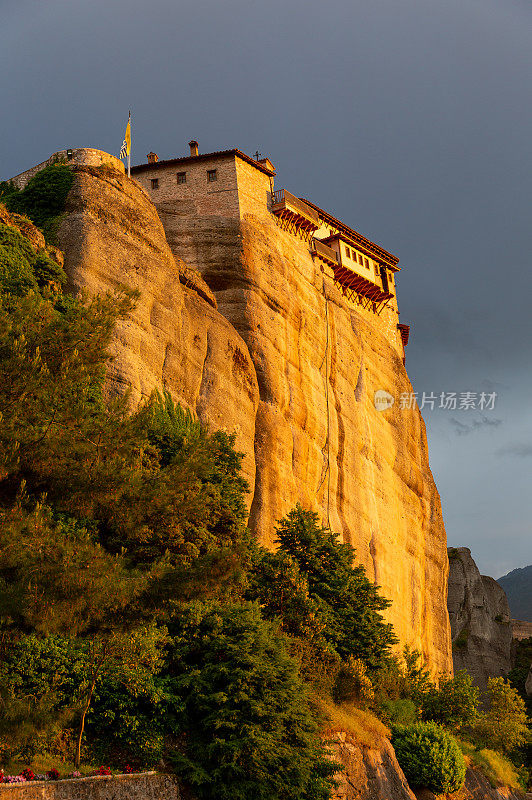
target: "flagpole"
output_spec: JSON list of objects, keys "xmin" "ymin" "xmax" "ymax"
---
[
  {"xmin": 128, "ymin": 110, "xmax": 131, "ymax": 177},
  {"xmin": 128, "ymin": 152, "xmax": 130, "ymax": 178}
]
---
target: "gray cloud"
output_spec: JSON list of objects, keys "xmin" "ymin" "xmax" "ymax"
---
[
  {"xmin": 449, "ymin": 417, "xmax": 503, "ymax": 437},
  {"xmin": 496, "ymin": 444, "xmax": 532, "ymax": 458},
  {"xmin": 1, "ymin": 0, "xmax": 531, "ymax": 575}
]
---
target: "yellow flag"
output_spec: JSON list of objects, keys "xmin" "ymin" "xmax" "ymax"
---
[
  {"xmin": 125, "ymin": 114, "xmax": 131, "ymax": 156},
  {"xmin": 120, "ymin": 112, "xmax": 131, "ymax": 159}
]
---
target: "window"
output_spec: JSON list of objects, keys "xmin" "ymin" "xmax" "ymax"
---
[
  {"xmin": 177, "ymin": 172, "xmax": 186, "ymax": 184},
  {"xmin": 364, "ymin": 257, "xmax": 369, "ymax": 268},
  {"xmin": 207, "ymin": 169, "xmax": 217, "ymax": 182},
  {"xmin": 345, "ymin": 246, "xmax": 351, "ymax": 258},
  {"xmin": 357, "ymin": 253, "xmax": 363, "ymax": 265},
  {"xmin": 151, "ymin": 178, "xmax": 159, "ymax": 189}
]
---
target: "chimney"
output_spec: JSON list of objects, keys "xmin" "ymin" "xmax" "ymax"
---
[
  {"xmin": 188, "ymin": 140, "xmax": 199, "ymax": 157},
  {"xmin": 147, "ymin": 152, "xmax": 159, "ymax": 164}
]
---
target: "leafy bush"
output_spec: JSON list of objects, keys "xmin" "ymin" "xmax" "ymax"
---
[
  {"xmin": 332, "ymin": 657, "xmax": 374, "ymax": 706},
  {"xmin": 392, "ymin": 721, "xmax": 466, "ymax": 793},
  {"xmin": 0, "ymin": 220, "xmax": 66, "ymax": 295},
  {"xmin": 2, "ymin": 165, "xmax": 74, "ymax": 242},
  {"xmin": 165, "ymin": 601, "xmax": 338, "ymax": 800},
  {"xmin": 379, "ymin": 699, "xmax": 418, "ymax": 727},
  {"xmin": 421, "ymin": 669, "xmax": 479, "ymax": 731}
]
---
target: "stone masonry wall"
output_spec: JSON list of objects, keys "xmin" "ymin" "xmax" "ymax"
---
[
  {"xmin": 133, "ymin": 156, "xmax": 240, "ymax": 217},
  {"xmin": 9, "ymin": 149, "xmax": 125, "ymax": 189},
  {"xmin": 0, "ymin": 774, "xmax": 181, "ymax": 800}
]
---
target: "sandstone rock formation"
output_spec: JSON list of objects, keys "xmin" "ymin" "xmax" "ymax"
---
[
  {"xmin": 44, "ymin": 151, "xmax": 452, "ymax": 673},
  {"xmin": 158, "ymin": 203, "xmax": 452, "ymax": 675},
  {"xmin": 447, "ymin": 547, "xmax": 513, "ymax": 689},
  {"xmin": 329, "ymin": 733, "xmax": 416, "ymax": 800},
  {"xmin": 56, "ymin": 163, "xmax": 259, "ymax": 493},
  {"xmin": 414, "ymin": 770, "xmax": 526, "ymax": 800}
]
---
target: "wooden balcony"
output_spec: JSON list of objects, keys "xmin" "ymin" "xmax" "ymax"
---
[
  {"xmin": 333, "ymin": 264, "xmax": 393, "ymax": 310},
  {"xmin": 311, "ymin": 238, "xmax": 339, "ymax": 267},
  {"xmin": 272, "ymin": 189, "xmax": 320, "ymax": 238}
]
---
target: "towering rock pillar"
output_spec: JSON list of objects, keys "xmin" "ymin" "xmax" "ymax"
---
[{"xmin": 447, "ymin": 547, "xmax": 513, "ymax": 688}]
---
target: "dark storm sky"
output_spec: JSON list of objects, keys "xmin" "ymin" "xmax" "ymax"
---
[{"xmin": 2, "ymin": 0, "xmax": 531, "ymax": 579}]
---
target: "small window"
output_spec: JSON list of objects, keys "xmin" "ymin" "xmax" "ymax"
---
[
  {"xmin": 364, "ymin": 257, "xmax": 369, "ymax": 268},
  {"xmin": 177, "ymin": 172, "xmax": 186, "ymax": 184},
  {"xmin": 207, "ymin": 169, "xmax": 217, "ymax": 182},
  {"xmin": 345, "ymin": 246, "xmax": 351, "ymax": 258},
  {"xmin": 357, "ymin": 253, "xmax": 363, "ymax": 265},
  {"xmin": 151, "ymin": 178, "xmax": 159, "ymax": 189}
]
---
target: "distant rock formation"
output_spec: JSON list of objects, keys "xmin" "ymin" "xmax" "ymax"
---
[
  {"xmin": 447, "ymin": 547, "xmax": 513, "ymax": 689},
  {"xmin": 498, "ymin": 565, "xmax": 532, "ymax": 623},
  {"xmin": 526, "ymin": 666, "xmax": 532, "ymax": 697},
  {"xmin": 512, "ymin": 619, "xmax": 532, "ymax": 641}
]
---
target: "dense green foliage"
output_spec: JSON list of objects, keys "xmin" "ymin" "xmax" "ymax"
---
[
  {"xmin": 392, "ymin": 722, "xmax": 466, "ymax": 793},
  {"xmin": 3, "ymin": 205, "xmax": 526, "ymax": 795},
  {"xmin": 0, "ymin": 164, "xmax": 74, "ymax": 242},
  {"xmin": 0, "ymin": 223, "xmax": 66, "ymax": 294},
  {"xmin": 421, "ymin": 670, "xmax": 480, "ymax": 731},
  {"xmin": 472, "ymin": 678, "xmax": 529, "ymax": 755},
  {"xmin": 248, "ymin": 504, "xmax": 397, "ymax": 671},
  {"xmin": 165, "ymin": 602, "xmax": 338, "ymax": 800}
]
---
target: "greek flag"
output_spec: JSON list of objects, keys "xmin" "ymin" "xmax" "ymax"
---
[
  {"xmin": 120, "ymin": 112, "xmax": 131, "ymax": 176},
  {"xmin": 120, "ymin": 112, "xmax": 131, "ymax": 160}
]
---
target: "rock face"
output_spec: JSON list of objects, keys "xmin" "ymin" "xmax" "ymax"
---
[
  {"xmin": 46, "ymin": 153, "xmax": 452, "ymax": 673},
  {"xmin": 158, "ymin": 204, "xmax": 452, "ymax": 674},
  {"xmin": 414, "ymin": 769, "xmax": 526, "ymax": 800},
  {"xmin": 329, "ymin": 733, "xmax": 417, "ymax": 800},
  {"xmin": 526, "ymin": 666, "xmax": 532, "ymax": 696},
  {"xmin": 447, "ymin": 548, "xmax": 513, "ymax": 688},
  {"xmin": 56, "ymin": 164, "xmax": 259, "ymax": 493},
  {"xmin": 330, "ymin": 734, "xmax": 526, "ymax": 800}
]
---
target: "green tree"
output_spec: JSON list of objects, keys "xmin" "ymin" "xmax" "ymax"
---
[
  {"xmin": 164, "ymin": 601, "xmax": 338, "ymax": 800},
  {"xmin": 474, "ymin": 678, "xmax": 530, "ymax": 754},
  {"xmin": 71, "ymin": 625, "xmax": 167, "ymax": 768},
  {"xmin": 421, "ymin": 670, "xmax": 480, "ymax": 731},
  {"xmin": 249, "ymin": 505, "xmax": 397, "ymax": 671}
]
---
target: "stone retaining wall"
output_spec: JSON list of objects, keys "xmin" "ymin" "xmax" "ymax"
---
[
  {"xmin": 9, "ymin": 149, "xmax": 124, "ymax": 189},
  {"xmin": 0, "ymin": 773, "xmax": 181, "ymax": 800}
]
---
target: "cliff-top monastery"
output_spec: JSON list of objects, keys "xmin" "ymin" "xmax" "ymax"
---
[
  {"xmin": 131, "ymin": 141, "xmax": 410, "ymax": 362},
  {"xmin": 9, "ymin": 144, "xmax": 451, "ymax": 674}
]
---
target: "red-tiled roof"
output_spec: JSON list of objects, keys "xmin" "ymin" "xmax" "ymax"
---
[{"xmin": 131, "ymin": 148, "xmax": 276, "ymax": 176}]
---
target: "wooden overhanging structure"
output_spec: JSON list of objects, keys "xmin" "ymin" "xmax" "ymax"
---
[
  {"xmin": 310, "ymin": 238, "xmax": 338, "ymax": 267},
  {"xmin": 301, "ymin": 198, "xmax": 400, "ymax": 272},
  {"xmin": 333, "ymin": 263, "xmax": 393, "ymax": 310},
  {"xmin": 272, "ymin": 190, "xmax": 320, "ymax": 240},
  {"xmin": 397, "ymin": 323, "xmax": 410, "ymax": 348},
  {"xmin": 315, "ymin": 233, "xmax": 392, "ymax": 311}
]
